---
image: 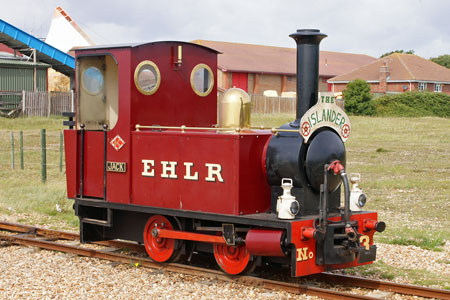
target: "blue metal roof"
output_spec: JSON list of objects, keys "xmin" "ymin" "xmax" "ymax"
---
[{"xmin": 0, "ymin": 19, "xmax": 74, "ymax": 77}]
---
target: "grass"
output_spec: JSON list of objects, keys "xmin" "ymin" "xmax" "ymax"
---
[
  {"xmin": 1, "ymin": 114, "xmax": 449, "ymax": 288},
  {"xmin": 0, "ymin": 115, "xmax": 64, "ymax": 130},
  {"xmin": 0, "ymin": 116, "xmax": 77, "ymax": 230},
  {"xmin": 380, "ymin": 235, "xmax": 445, "ymax": 251},
  {"xmin": 346, "ymin": 260, "xmax": 450, "ymax": 290},
  {"xmin": 251, "ymin": 114, "xmax": 450, "ymax": 245}
]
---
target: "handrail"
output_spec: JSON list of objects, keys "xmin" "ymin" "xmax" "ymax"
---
[{"xmin": 135, "ymin": 124, "xmax": 301, "ymax": 135}]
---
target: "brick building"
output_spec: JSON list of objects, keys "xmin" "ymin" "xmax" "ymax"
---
[
  {"xmin": 191, "ymin": 40, "xmax": 376, "ymax": 96},
  {"xmin": 328, "ymin": 53, "xmax": 450, "ymax": 95}
]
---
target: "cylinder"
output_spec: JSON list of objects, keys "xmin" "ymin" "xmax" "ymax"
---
[
  {"xmin": 289, "ymin": 29, "xmax": 327, "ymax": 125},
  {"xmin": 245, "ymin": 229, "xmax": 285, "ymax": 257}
]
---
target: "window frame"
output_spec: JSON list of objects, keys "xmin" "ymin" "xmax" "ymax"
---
[
  {"xmin": 418, "ymin": 82, "xmax": 427, "ymax": 91},
  {"xmin": 134, "ymin": 60, "xmax": 161, "ymax": 96},
  {"xmin": 434, "ymin": 83, "xmax": 442, "ymax": 93},
  {"xmin": 190, "ymin": 63, "xmax": 214, "ymax": 97}
]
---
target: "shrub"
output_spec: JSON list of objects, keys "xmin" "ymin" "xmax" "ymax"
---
[
  {"xmin": 430, "ymin": 54, "xmax": 450, "ymax": 69},
  {"xmin": 342, "ymin": 79, "xmax": 375, "ymax": 115},
  {"xmin": 374, "ymin": 91, "xmax": 450, "ymax": 118}
]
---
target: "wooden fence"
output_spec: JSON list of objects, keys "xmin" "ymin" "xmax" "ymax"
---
[
  {"xmin": 250, "ymin": 93, "xmax": 345, "ymax": 114},
  {"xmin": 251, "ymin": 94, "xmax": 296, "ymax": 114},
  {"xmin": 23, "ymin": 91, "xmax": 73, "ymax": 117}
]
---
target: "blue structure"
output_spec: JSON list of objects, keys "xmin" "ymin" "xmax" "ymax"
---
[{"xmin": 0, "ymin": 18, "xmax": 74, "ymax": 77}]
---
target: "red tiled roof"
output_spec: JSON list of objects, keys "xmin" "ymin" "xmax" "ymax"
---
[
  {"xmin": 0, "ymin": 44, "xmax": 15, "ymax": 55},
  {"xmin": 191, "ymin": 40, "xmax": 375, "ymax": 77},
  {"xmin": 329, "ymin": 53, "xmax": 450, "ymax": 83}
]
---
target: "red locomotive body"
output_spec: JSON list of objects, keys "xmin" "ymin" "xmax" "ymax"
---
[
  {"xmin": 64, "ymin": 30, "xmax": 385, "ymax": 276},
  {"xmin": 130, "ymin": 130, "xmax": 271, "ymax": 214}
]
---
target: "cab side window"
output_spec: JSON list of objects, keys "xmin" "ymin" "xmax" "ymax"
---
[{"xmin": 77, "ymin": 55, "xmax": 118, "ymax": 130}]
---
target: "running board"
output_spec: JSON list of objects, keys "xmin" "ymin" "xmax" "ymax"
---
[{"xmin": 78, "ymin": 206, "xmax": 113, "ymax": 228}]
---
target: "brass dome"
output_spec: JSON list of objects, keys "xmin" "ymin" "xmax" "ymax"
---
[{"xmin": 218, "ymin": 88, "xmax": 251, "ymax": 129}]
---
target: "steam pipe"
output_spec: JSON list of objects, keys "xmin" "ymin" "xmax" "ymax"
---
[
  {"xmin": 319, "ymin": 164, "xmax": 329, "ymax": 233},
  {"xmin": 341, "ymin": 171, "xmax": 351, "ymax": 226},
  {"xmin": 328, "ymin": 160, "xmax": 350, "ymax": 225},
  {"xmin": 289, "ymin": 29, "xmax": 327, "ymax": 127}
]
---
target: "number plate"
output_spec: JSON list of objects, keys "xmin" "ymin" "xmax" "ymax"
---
[{"xmin": 106, "ymin": 161, "xmax": 127, "ymax": 173}]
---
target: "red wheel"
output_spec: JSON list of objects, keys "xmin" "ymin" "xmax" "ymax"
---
[
  {"xmin": 213, "ymin": 243, "xmax": 255, "ymax": 275},
  {"xmin": 143, "ymin": 215, "xmax": 176, "ymax": 262}
]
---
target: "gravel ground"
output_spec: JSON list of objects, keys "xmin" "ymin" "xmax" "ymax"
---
[
  {"xmin": 0, "ymin": 214, "xmax": 449, "ymax": 299},
  {"xmin": 378, "ymin": 242, "xmax": 450, "ymax": 277},
  {"xmin": 0, "ymin": 246, "xmax": 321, "ymax": 300}
]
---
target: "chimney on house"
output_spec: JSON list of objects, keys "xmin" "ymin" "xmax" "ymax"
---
[{"xmin": 379, "ymin": 61, "xmax": 390, "ymax": 93}]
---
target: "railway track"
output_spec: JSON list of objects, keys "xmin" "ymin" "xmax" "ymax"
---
[{"xmin": 0, "ymin": 221, "xmax": 448, "ymax": 300}]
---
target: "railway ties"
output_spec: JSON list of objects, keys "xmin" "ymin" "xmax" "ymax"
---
[{"xmin": 0, "ymin": 221, "xmax": 449, "ymax": 300}]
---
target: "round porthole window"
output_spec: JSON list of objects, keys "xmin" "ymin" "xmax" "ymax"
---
[
  {"xmin": 191, "ymin": 64, "xmax": 214, "ymax": 97},
  {"xmin": 134, "ymin": 61, "xmax": 161, "ymax": 95},
  {"xmin": 83, "ymin": 66, "xmax": 104, "ymax": 95}
]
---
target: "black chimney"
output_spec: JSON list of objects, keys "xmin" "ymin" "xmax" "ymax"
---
[{"xmin": 289, "ymin": 29, "xmax": 327, "ymax": 127}]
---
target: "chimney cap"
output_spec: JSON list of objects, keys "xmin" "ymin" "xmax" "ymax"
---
[{"xmin": 289, "ymin": 29, "xmax": 327, "ymax": 42}]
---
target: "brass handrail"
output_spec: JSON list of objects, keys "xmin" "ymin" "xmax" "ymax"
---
[
  {"xmin": 136, "ymin": 124, "xmax": 241, "ymax": 133},
  {"xmin": 135, "ymin": 124, "xmax": 301, "ymax": 135}
]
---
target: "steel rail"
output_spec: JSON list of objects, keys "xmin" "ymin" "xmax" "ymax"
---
[
  {"xmin": 315, "ymin": 273, "xmax": 450, "ymax": 300},
  {"xmin": 0, "ymin": 231, "xmax": 377, "ymax": 300},
  {"xmin": 0, "ymin": 221, "xmax": 145, "ymax": 252},
  {"xmin": 1, "ymin": 221, "xmax": 449, "ymax": 299}
]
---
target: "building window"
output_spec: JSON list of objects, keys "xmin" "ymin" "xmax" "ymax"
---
[
  {"xmin": 434, "ymin": 83, "xmax": 442, "ymax": 93},
  {"xmin": 418, "ymin": 82, "xmax": 427, "ymax": 91}
]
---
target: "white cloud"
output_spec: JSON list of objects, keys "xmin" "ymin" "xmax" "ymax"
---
[{"xmin": 1, "ymin": 0, "xmax": 449, "ymax": 58}]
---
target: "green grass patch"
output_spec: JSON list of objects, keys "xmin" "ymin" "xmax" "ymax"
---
[
  {"xmin": 379, "ymin": 229, "xmax": 446, "ymax": 251},
  {"xmin": 349, "ymin": 260, "xmax": 450, "ymax": 290}
]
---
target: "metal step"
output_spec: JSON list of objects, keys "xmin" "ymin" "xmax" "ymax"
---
[{"xmin": 80, "ymin": 208, "xmax": 113, "ymax": 227}]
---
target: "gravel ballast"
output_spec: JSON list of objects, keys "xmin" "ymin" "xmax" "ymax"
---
[
  {"xmin": 0, "ymin": 245, "xmax": 322, "ymax": 300},
  {"xmin": 0, "ymin": 242, "xmax": 449, "ymax": 299},
  {"xmin": 0, "ymin": 213, "xmax": 449, "ymax": 299}
]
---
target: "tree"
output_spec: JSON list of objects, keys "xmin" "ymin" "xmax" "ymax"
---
[
  {"xmin": 380, "ymin": 49, "xmax": 415, "ymax": 58},
  {"xmin": 430, "ymin": 54, "xmax": 450, "ymax": 69},
  {"xmin": 342, "ymin": 79, "xmax": 375, "ymax": 115}
]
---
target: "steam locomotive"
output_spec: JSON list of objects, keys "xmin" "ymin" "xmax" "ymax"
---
[{"xmin": 63, "ymin": 29, "xmax": 385, "ymax": 276}]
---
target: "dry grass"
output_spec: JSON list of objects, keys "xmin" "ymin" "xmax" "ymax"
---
[
  {"xmin": 0, "ymin": 117, "xmax": 76, "ymax": 229},
  {"xmin": 1, "ymin": 114, "xmax": 449, "ymax": 240},
  {"xmin": 0, "ymin": 114, "xmax": 449, "ymax": 289},
  {"xmin": 252, "ymin": 114, "xmax": 450, "ymax": 245}
]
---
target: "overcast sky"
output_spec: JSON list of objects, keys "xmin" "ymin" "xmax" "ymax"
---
[{"xmin": 1, "ymin": 0, "xmax": 449, "ymax": 59}]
